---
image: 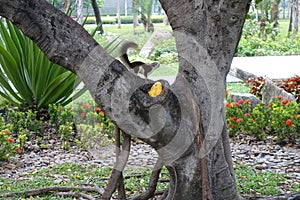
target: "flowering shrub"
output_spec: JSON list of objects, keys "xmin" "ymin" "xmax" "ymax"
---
[
  {"xmin": 6, "ymin": 109, "xmax": 44, "ymax": 137},
  {"xmin": 0, "ymin": 117, "xmax": 22, "ymax": 161},
  {"xmin": 226, "ymin": 96, "xmax": 300, "ymax": 143},
  {"xmin": 49, "ymin": 104, "xmax": 74, "ymax": 131},
  {"xmin": 268, "ymin": 98, "xmax": 299, "ymax": 142},
  {"xmin": 248, "ymin": 75, "xmax": 300, "ymax": 103}
]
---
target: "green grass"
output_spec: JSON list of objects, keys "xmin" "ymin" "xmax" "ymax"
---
[
  {"xmin": 227, "ymin": 82, "xmax": 250, "ymax": 94},
  {"xmin": 0, "ymin": 162, "xmax": 296, "ymax": 199},
  {"xmin": 277, "ymin": 19, "xmax": 300, "ymax": 38},
  {"xmin": 235, "ymin": 164, "xmax": 286, "ymax": 196}
]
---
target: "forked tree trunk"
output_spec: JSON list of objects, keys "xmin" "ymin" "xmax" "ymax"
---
[{"xmin": 0, "ymin": 0, "xmax": 250, "ymax": 199}]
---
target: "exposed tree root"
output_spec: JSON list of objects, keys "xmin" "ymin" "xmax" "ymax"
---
[
  {"xmin": 101, "ymin": 126, "xmax": 131, "ymax": 200},
  {"xmin": 158, "ymin": 188, "xmax": 169, "ymax": 200},
  {"xmin": 0, "ymin": 186, "xmax": 102, "ymax": 199},
  {"xmin": 132, "ymin": 159, "xmax": 163, "ymax": 200}
]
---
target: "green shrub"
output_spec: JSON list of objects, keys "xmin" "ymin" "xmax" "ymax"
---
[
  {"xmin": 150, "ymin": 15, "xmax": 164, "ymax": 23},
  {"xmin": 85, "ymin": 16, "xmax": 117, "ymax": 24},
  {"xmin": 49, "ymin": 104, "xmax": 74, "ymax": 131},
  {"xmin": 0, "ymin": 20, "xmax": 86, "ymax": 111},
  {"xmin": 6, "ymin": 109, "xmax": 44, "ymax": 137},
  {"xmin": 226, "ymin": 96, "xmax": 300, "ymax": 143},
  {"xmin": 59, "ymin": 122, "xmax": 75, "ymax": 150},
  {"xmin": 0, "ymin": 117, "xmax": 22, "ymax": 161},
  {"xmin": 150, "ymin": 38, "xmax": 178, "ymax": 64}
]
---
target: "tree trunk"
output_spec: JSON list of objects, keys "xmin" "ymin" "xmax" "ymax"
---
[
  {"xmin": 292, "ymin": 0, "xmax": 299, "ymax": 35},
  {"xmin": 283, "ymin": 0, "xmax": 286, "ymax": 19},
  {"xmin": 289, "ymin": 0, "xmax": 299, "ymax": 37},
  {"xmin": 0, "ymin": 0, "xmax": 250, "ymax": 199},
  {"xmin": 63, "ymin": 0, "xmax": 71, "ymax": 13},
  {"xmin": 272, "ymin": 0, "xmax": 279, "ymax": 28},
  {"xmin": 116, "ymin": 0, "xmax": 121, "ymax": 28},
  {"xmin": 132, "ymin": 0, "xmax": 139, "ymax": 33},
  {"xmin": 91, "ymin": 0, "xmax": 104, "ymax": 34},
  {"xmin": 76, "ymin": 0, "xmax": 84, "ymax": 24}
]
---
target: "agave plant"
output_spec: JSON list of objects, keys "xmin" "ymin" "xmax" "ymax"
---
[{"xmin": 0, "ymin": 20, "xmax": 86, "ymax": 111}]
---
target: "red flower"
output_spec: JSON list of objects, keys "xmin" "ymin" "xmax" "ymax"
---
[
  {"xmin": 94, "ymin": 107, "xmax": 101, "ymax": 112},
  {"xmin": 285, "ymin": 119, "xmax": 293, "ymax": 127},
  {"xmin": 80, "ymin": 112, "xmax": 86, "ymax": 119},
  {"xmin": 229, "ymin": 124, "xmax": 235, "ymax": 128},
  {"xmin": 234, "ymin": 103, "xmax": 240, "ymax": 107},
  {"xmin": 244, "ymin": 99, "xmax": 250, "ymax": 104},
  {"xmin": 244, "ymin": 113, "xmax": 250, "ymax": 117},
  {"xmin": 7, "ymin": 137, "xmax": 14, "ymax": 143},
  {"xmin": 230, "ymin": 116, "xmax": 237, "ymax": 121},
  {"xmin": 278, "ymin": 95, "xmax": 283, "ymax": 99},
  {"xmin": 57, "ymin": 106, "xmax": 63, "ymax": 111},
  {"xmin": 3, "ymin": 129, "xmax": 10, "ymax": 135},
  {"xmin": 238, "ymin": 99, "xmax": 244, "ymax": 104},
  {"xmin": 281, "ymin": 99, "xmax": 289, "ymax": 104},
  {"xmin": 236, "ymin": 118, "xmax": 242, "ymax": 123},
  {"xmin": 16, "ymin": 149, "xmax": 22, "ymax": 154},
  {"xmin": 225, "ymin": 103, "xmax": 233, "ymax": 108},
  {"xmin": 82, "ymin": 104, "xmax": 90, "ymax": 109}
]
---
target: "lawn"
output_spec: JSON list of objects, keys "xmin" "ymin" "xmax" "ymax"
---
[{"xmin": 1, "ymin": 162, "xmax": 298, "ymax": 199}]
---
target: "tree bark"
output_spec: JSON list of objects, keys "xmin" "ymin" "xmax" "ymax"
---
[
  {"xmin": 91, "ymin": 0, "xmax": 104, "ymax": 34},
  {"xmin": 117, "ymin": 0, "xmax": 121, "ymax": 28},
  {"xmin": 132, "ymin": 0, "xmax": 139, "ymax": 33},
  {"xmin": 63, "ymin": 0, "xmax": 72, "ymax": 13},
  {"xmin": 271, "ymin": 0, "xmax": 279, "ymax": 28},
  {"xmin": 76, "ymin": 0, "xmax": 83, "ymax": 24},
  {"xmin": 0, "ymin": 0, "xmax": 250, "ymax": 199}
]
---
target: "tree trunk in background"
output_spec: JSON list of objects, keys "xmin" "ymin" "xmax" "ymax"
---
[
  {"xmin": 272, "ymin": 0, "xmax": 279, "ymax": 28},
  {"xmin": 63, "ymin": 0, "xmax": 71, "ymax": 13},
  {"xmin": 116, "ymin": 0, "xmax": 121, "ymax": 28},
  {"xmin": 132, "ymin": 0, "xmax": 139, "ymax": 33},
  {"xmin": 75, "ymin": 0, "xmax": 84, "ymax": 24},
  {"xmin": 0, "ymin": 0, "xmax": 250, "ymax": 199},
  {"xmin": 289, "ymin": 0, "xmax": 299, "ymax": 37},
  {"xmin": 282, "ymin": 0, "xmax": 286, "ymax": 18},
  {"xmin": 91, "ymin": 0, "xmax": 104, "ymax": 34}
]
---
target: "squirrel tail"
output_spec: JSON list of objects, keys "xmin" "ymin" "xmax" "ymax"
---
[{"xmin": 119, "ymin": 41, "xmax": 139, "ymax": 68}]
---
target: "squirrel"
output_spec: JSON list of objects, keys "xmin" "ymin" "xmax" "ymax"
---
[{"xmin": 119, "ymin": 41, "xmax": 160, "ymax": 79}]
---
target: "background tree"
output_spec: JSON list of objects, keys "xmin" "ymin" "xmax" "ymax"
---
[
  {"xmin": 288, "ymin": 0, "xmax": 299, "ymax": 37},
  {"xmin": 116, "ymin": 0, "xmax": 121, "ymax": 28},
  {"xmin": 63, "ymin": 0, "xmax": 72, "ymax": 12},
  {"xmin": 90, "ymin": 0, "xmax": 104, "ymax": 34},
  {"xmin": 132, "ymin": 0, "xmax": 139, "ymax": 33},
  {"xmin": 0, "ymin": 0, "xmax": 251, "ymax": 199},
  {"xmin": 75, "ymin": 0, "xmax": 84, "ymax": 24},
  {"xmin": 134, "ymin": 0, "xmax": 154, "ymax": 32},
  {"xmin": 271, "ymin": 0, "xmax": 280, "ymax": 28}
]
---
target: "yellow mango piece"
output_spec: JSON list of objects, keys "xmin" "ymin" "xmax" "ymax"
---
[{"xmin": 148, "ymin": 82, "xmax": 163, "ymax": 97}]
